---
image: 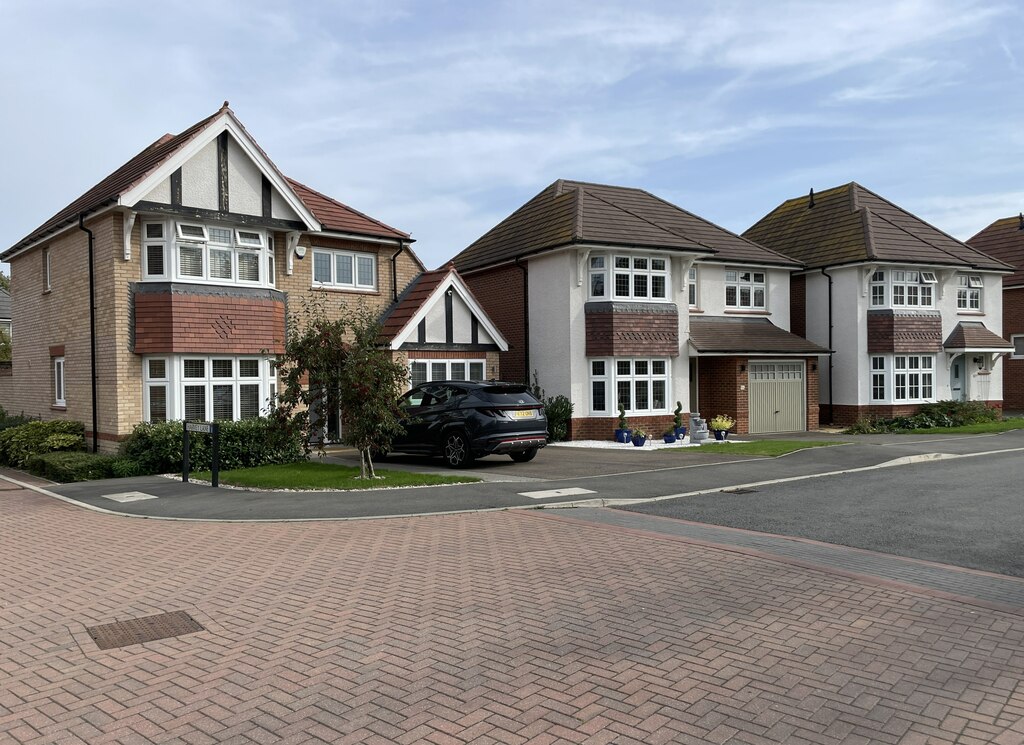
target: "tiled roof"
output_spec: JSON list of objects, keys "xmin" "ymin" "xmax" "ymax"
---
[
  {"xmin": 5, "ymin": 108, "xmax": 223, "ymax": 256},
  {"xmin": 451, "ymin": 180, "xmax": 801, "ymax": 274},
  {"xmin": 286, "ymin": 178, "xmax": 409, "ymax": 240},
  {"xmin": 942, "ymin": 321, "xmax": 1012, "ymax": 350},
  {"xmin": 967, "ymin": 216, "xmax": 1024, "ymax": 287},
  {"xmin": 744, "ymin": 183, "xmax": 1012, "ymax": 272},
  {"xmin": 378, "ymin": 265, "xmax": 450, "ymax": 342},
  {"xmin": 688, "ymin": 316, "xmax": 829, "ymax": 354}
]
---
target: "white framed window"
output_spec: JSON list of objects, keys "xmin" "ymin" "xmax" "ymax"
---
[
  {"xmin": 725, "ymin": 270, "xmax": 766, "ymax": 309},
  {"xmin": 1011, "ymin": 335, "xmax": 1024, "ymax": 359},
  {"xmin": 870, "ymin": 270, "xmax": 886, "ymax": 307},
  {"xmin": 893, "ymin": 355, "xmax": 934, "ymax": 402},
  {"xmin": 43, "ymin": 247, "xmax": 51, "ymax": 291},
  {"xmin": 688, "ymin": 266, "xmax": 698, "ymax": 308},
  {"xmin": 588, "ymin": 253, "xmax": 670, "ymax": 301},
  {"xmin": 143, "ymin": 221, "xmax": 168, "ymax": 279},
  {"xmin": 590, "ymin": 357, "xmax": 669, "ymax": 415},
  {"xmin": 53, "ymin": 356, "xmax": 65, "ymax": 406},
  {"xmin": 409, "ymin": 359, "xmax": 486, "ymax": 387},
  {"xmin": 235, "ymin": 229, "xmax": 264, "ymax": 248},
  {"xmin": 143, "ymin": 355, "xmax": 276, "ymax": 422},
  {"xmin": 176, "ymin": 223, "xmax": 209, "ymax": 241},
  {"xmin": 956, "ymin": 275, "xmax": 983, "ymax": 311},
  {"xmin": 871, "ymin": 356, "xmax": 885, "ymax": 400},
  {"xmin": 312, "ymin": 248, "xmax": 377, "ymax": 291},
  {"xmin": 891, "ymin": 270, "xmax": 933, "ymax": 308}
]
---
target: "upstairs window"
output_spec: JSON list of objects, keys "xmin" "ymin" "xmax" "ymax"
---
[
  {"xmin": 590, "ymin": 256, "xmax": 606, "ymax": 298},
  {"xmin": 725, "ymin": 270, "xmax": 766, "ymax": 309},
  {"xmin": 145, "ymin": 219, "xmax": 271, "ymax": 287},
  {"xmin": 956, "ymin": 274, "xmax": 983, "ymax": 311},
  {"xmin": 43, "ymin": 247, "xmax": 51, "ymax": 291},
  {"xmin": 869, "ymin": 270, "xmax": 886, "ymax": 307},
  {"xmin": 588, "ymin": 253, "xmax": 670, "ymax": 301},
  {"xmin": 312, "ymin": 248, "xmax": 377, "ymax": 291},
  {"xmin": 891, "ymin": 270, "xmax": 933, "ymax": 307},
  {"xmin": 688, "ymin": 266, "xmax": 698, "ymax": 308}
]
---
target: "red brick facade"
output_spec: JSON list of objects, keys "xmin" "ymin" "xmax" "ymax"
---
[
  {"xmin": 569, "ymin": 415, "xmax": 680, "ymax": 441},
  {"xmin": 134, "ymin": 288, "xmax": 286, "ymax": 354},
  {"xmin": 832, "ymin": 400, "xmax": 1004, "ymax": 427},
  {"xmin": 790, "ymin": 274, "xmax": 806, "ymax": 339},
  {"xmin": 1003, "ymin": 287, "xmax": 1024, "ymax": 410},
  {"xmin": 584, "ymin": 307, "xmax": 679, "ymax": 356},
  {"xmin": 866, "ymin": 311, "xmax": 943, "ymax": 353},
  {"xmin": 463, "ymin": 265, "xmax": 527, "ymax": 383}
]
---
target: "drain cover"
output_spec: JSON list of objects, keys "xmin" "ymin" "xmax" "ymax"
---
[
  {"xmin": 86, "ymin": 610, "xmax": 204, "ymax": 650},
  {"xmin": 723, "ymin": 488, "xmax": 758, "ymax": 495}
]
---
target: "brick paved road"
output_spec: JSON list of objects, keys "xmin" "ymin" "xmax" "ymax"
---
[{"xmin": 3, "ymin": 485, "xmax": 1024, "ymax": 744}]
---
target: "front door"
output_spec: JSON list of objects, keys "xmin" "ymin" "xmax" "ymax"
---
[{"xmin": 950, "ymin": 356, "xmax": 965, "ymax": 401}]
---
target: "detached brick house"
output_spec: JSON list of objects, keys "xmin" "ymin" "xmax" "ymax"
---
[
  {"xmin": 745, "ymin": 183, "xmax": 1013, "ymax": 425},
  {"xmin": 966, "ymin": 216, "xmax": 1024, "ymax": 410},
  {"xmin": 450, "ymin": 180, "xmax": 826, "ymax": 438},
  {"xmin": 0, "ymin": 104, "xmax": 501, "ymax": 450}
]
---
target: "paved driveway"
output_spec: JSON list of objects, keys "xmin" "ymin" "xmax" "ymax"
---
[{"xmin": 4, "ymin": 483, "xmax": 1024, "ymax": 744}]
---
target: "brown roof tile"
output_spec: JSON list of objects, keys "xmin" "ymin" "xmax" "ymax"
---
[
  {"xmin": 378, "ymin": 266, "xmax": 450, "ymax": 342},
  {"xmin": 286, "ymin": 178, "xmax": 409, "ymax": 240},
  {"xmin": 967, "ymin": 216, "xmax": 1024, "ymax": 287},
  {"xmin": 688, "ymin": 316, "xmax": 829, "ymax": 354},
  {"xmin": 942, "ymin": 321, "xmax": 1013, "ymax": 350},
  {"xmin": 744, "ymin": 183, "xmax": 1012, "ymax": 272},
  {"xmin": 451, "ymin": 180, "xmax": 801, "ymax": 274}
]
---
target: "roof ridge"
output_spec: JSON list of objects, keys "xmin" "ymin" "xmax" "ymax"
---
[
  {"xmin": 860, "ymin": 207, "xmax": 877, "ymax": 261},
  {"xmin": 866, "ymin": 208, "xmax": 972, "ymax": 265},
  {"xmin": 583, "ymin": 188, "xmax": 711, "ymax": 249}
]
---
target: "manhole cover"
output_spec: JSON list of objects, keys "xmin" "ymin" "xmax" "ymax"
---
[
  {"xmin": 723, "ymin": 488, "xmax": 758, "ymax": 495},
  {"xmin": 86, "ymin": 610, "xmax": 204, "ymax": 650}
]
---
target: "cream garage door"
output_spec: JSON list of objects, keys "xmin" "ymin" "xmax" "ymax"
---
[{"xmin": 748, "ymin": 361, "xmax": 806, "ymax": 434}]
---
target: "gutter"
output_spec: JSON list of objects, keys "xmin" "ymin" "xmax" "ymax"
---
[
  {"xmin": 820, "ymin": 267, "xmax": 834, "ymax": 425},
  {"xmin": 390, "ymin": 243, "xmax": 404, "ymax": 302},
  {"xmin": 78, "ymin": 213, "xmax": 99, "ymax": 453}
]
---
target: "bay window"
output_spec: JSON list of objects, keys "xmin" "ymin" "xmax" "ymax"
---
[
  {"xmin": 725, "ymin": 270, "xmax": 766, "ymax": 309},
  {"xmin": 143, "ymin": 219, "xmax": 271, "ymax": 287},
  {"xmin": 590, "ymin": 357, "xmax": 669, "ymax": 414},
  {"xmin": 891, "ymin": 270, "xmax": 934, "ymax": 308},
  {"xmin": 869, "ymin": 354, "xmax": 934, "ymax": 403},
  {"xmin": 587, "ymin": 253, "xmax": 670, "ymax": 301},
  {"xmin": 144, "ymin": 355, "xmax": 277, "ymax": 422}
]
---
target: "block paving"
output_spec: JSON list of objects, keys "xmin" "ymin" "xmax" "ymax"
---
[{"xmin": 2, "ymin": 482, "xmax": 1024, "ymax": 744}]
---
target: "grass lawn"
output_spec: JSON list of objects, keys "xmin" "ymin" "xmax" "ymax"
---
[
  {"xmin": 192, "ymin": 461, "xmax": 480, "ymax": 490},
  {"xmin": 888, "ymin": 418, "xmax": 1024, "ymax": 435},
  {"xmin": 690, "ymin": 440, "xmax": 847, "ymax": 457}
]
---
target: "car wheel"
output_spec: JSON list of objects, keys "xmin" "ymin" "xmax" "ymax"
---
[
  {"xmin": 443, "ymin": 432, "xmax": 475, "ymax": 468},
  {"xmin": 509, "ymin": 448, "xmax": 538, "ymax": 463}
]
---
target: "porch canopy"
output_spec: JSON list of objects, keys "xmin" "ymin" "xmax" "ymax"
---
[
  {"xmin": 943, "ymin": 322, "xmax": 1013, "ymax": 354},
  {"xmin": 688, "ymin": 316, "xmax": 829, "ymax": 356}
]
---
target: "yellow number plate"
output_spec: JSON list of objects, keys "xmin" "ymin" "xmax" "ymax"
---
[{"xmin": 512, "ymin": 409, "xmax": 536, "ymax": 419}]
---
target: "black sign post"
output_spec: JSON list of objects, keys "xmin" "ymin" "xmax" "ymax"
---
[{"xmin": 182, "ymin": 422, "xmax": 220, "ymax": 487}]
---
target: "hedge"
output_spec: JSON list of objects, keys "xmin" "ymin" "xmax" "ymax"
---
[
  {"xmin": 845, "ymin": 400, "xmax": 1001, "ymax": 434},
  {"xmin": 120, "ymin": 417, "xmax": 305, "ymax": 475},
  {"xmin": 26, "ymin": 451, "xmax": 117, "ymax": 482},
  {"xmin": 0, "ymin": 420, "xmax": 86, "ymax": 467}
]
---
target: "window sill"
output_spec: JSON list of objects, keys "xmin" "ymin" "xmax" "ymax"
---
[
  {"xmin": 688, "ymin": 308, "xmax": 704, "ymax": 313},
  {"xmin": 956, "ymin": 310, "xmax": 985, "ymax": 316},
  {"xmin": 42, "ymin": 289, "xmax": 52, "ymax": 295},
  {"xmin": 724, "ymin": 309, "xmax": 770, "ymax": 316},
  {"xmin": 51, "ymin": 405, "xmax": 66, "ymax": 411},
  {"xmin": 310, "ymin": 286, "xmax": 380, "ymax": 295}
]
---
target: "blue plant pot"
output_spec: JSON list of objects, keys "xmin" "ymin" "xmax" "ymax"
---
[
  {"xmin": 615, "ymin": 428, "xmax": 632, "ymax": 443},
  {"xmin": 631, "ymin": 436, "xmax": 646, "ymax": 447},
  {"xmin": 675, "ymin": 426, "xmax": 688, "ymax": 438},
  {"xmin": 663, "ymin": 435, "xmax": 677, "ymax": 444},
  {"xmin": 713, "ymin": 429, "xmax": 729, "ymax": 441}
]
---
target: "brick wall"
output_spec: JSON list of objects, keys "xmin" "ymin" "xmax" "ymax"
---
[
  {"xmin": 584, "ymin": 305, "xmax": 679, "ymax": 356},
  {"xmin": 790, "ymin": 275, "xmax": 806, "ymax": 339},
  {"xmin": 569, "ymin": 415, "xmax": 679, "ymax": 441},
  {"xmin": 697, "ymin": 357, "xmax": 747, "ymax": 433},
  {"xmin": 805, "ymin": 357, "xmax": 820, "ymax": 430},
  {"xmin": 1003, "ymin": 287, "xmax": 1024, "ymax": 410},
  {"xmin": 867, "ymin": 310, "xmax": 943, "ymax": 353},
  {"xmin": 463, "ymin": 265, "xmax": 527, "ymax": 383},
  {"xmin": 832, "ymin": 401, "xmax": 1004, "ymax": 427},
  {"xmin": 134, "ymin": 288, "xmax": 286, "ymax": 353}
]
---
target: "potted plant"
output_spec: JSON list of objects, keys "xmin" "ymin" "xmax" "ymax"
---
[
  {"xmin": 709, "ymin": 414, "xmax": 735, "ymax": 441},
  {"xmin": 662, "ymin": 427, "xmax": 677, "ymax": 444},
  {"xmin": 673, "ymin": 401, "xmax": 687, "ymax": 438},
  {"xmin": 631, "ymin": 427, "xmax": 648, "ymax": 447},
  {"xmin": 615, "ymin": 404, "xmax": 631, "ymax": 443}
]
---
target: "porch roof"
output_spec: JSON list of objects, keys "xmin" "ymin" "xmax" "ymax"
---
[
  {"xmin": 942, "ymin": 322, "xmax": 1013, "ymax": 352},
  {"xmin": 688, "ymin": 316, "xmax": 829, "ymax": 355}
]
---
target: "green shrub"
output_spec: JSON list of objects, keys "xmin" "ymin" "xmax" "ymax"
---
[
  {"xmin": 0, "ymin": 420, "xmax": 86, "ymax": 467},
  {"xmin": 120, "ymin": 418, "xmax": 305, "ymax": 474},
  {"xmin": 543, "ymin": 395, "xmax": 574, "ymax": 442},
  {"xmin": 0, "ymin": 405, "xmax": 36, "ymax": 432},
  {"xmin": 26, "ymin": 451, "xmax": 116, "ymax": 482},
  {"xmin": 844, "ymin": 400, "xmax": 1001, "ymax": 434},
  {"xmin": 110, "ymin": 457, "xmax": 144, "ymax": 478}
]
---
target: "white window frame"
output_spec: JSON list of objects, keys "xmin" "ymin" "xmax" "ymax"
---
[
  {"xmin": 53, "ymin": 356, "xmax": 65, "ymax": 407},
  {"xmin": 234, "ymin": 229, "xmax": 265, "ymax": 248},
  {"xmin": 141, "ymin": 220, "xmax": 272, "ymax": 287},
  {"xmin": 409, "ymin": 359, "xmax": 486, "ymax": 387},
  {"xmin": 143, "ymin": 355, "xmax": 276, "ymax": 422},
  {"xmin": 590, "ymin": 357, "xmax": 670, "ymax": 415},
  {"xmin": 590, "ymin": 359, "xmax": 609, "ymax": 413},
  {"xmin": 890, "ymin": 270, "xmax": 934, "ymax": 308},
  {"xmin": 892, "ymin": 354, "xmax": 934, "ymax": 403},
  {"xmin": 871, "ymin": 355, "xmax": 885, "ymax": 401},
  {"xmin": 43, "ymin": 247, "xmax": 51, "ymax": 291},
  {"xmin": 311, "ymin": 247, "xmax": 378, "ymax": 291},
  {"xmin": 176, "ymin": 223, "xmax": 209, "ymax": 241},
  {"xmin": 1011, "ymin": 335, "xmax": 1024, "ymax": 359},
  {"xmin": 688, "ymin": 266, "xmax": 698, "ymax": 308},
  {"xmin": 587, "ymin": 253, "xmax": 671, "ymax": 302},
  {"xmin": 725, "ymin": 269, "xmax": 767, "ymax": 310},
  {"xmin": 870, "ymin": 270, "xmax": 886, "ymax": 307},
  {"xmin": 956, "ymin": 274, "xmax": 983, "ymax": 311},
  {"xmin": 143, "ymin": 221, "xmax": 169, "ymax": 279}
]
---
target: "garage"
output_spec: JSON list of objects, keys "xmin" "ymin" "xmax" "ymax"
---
[{"xmin": 748, "ymin": 360, "xmax": 806, "ymax": 433}]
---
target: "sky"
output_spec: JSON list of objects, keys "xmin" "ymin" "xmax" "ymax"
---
[{"xmin": 2, "ymin": 0, "xmax": 1023, "ymax": 273}]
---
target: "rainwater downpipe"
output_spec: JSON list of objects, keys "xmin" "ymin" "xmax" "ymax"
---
[
  {"xmin": 78, "ymin": 213, "xmax": 99, "ymax": 453},
  {"xmin": 515, "ymin": 257, "xmax": 529, "ymax": 384},
  {"xmin": 390, "ymin": 242, "xmax": 404, "ymax": 302},
  {"xmin": 820, "ymin": 267, "xmax": 834, "ymax": 424}
]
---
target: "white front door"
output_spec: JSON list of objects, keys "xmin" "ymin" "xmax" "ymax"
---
[{"xmin": 950, "ymin": 356, "xmax": 965, "ymax": 402}]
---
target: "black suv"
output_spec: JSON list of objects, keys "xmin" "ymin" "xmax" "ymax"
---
[{"xmin": 384, "ymin": 381, "xmax": 548, "ymax": 467}]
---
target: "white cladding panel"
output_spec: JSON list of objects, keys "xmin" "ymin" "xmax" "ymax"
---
[
  {"xmin": 180, "ymin": 140, "xmax": 218, "ymax": 210},
  {"xmin": 271, "ymin": 189, "xmax": 300, "ymax": 221},
  {"xmin": 529, "ymin": 253, "xmax": 574, "ymax": 398},
  {"xmin": 227, "ymin": 137, "xmax": 263, "ymax": 216},
  {"xmin": 452, "ymin": 292, "xmax": 473, "ymax": 343},
  {"xmin": 143, "ymin": 177, "xmax": 171, "ymax": 204}
]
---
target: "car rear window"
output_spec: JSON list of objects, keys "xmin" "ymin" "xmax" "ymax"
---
[{"xmin": 472, "ymin": 386, "xmax": 539, "ymax": 405}]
